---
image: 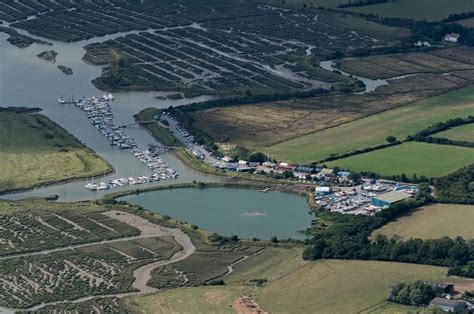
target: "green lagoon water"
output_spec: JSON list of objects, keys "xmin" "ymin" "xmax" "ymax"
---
[{"xmin": 119, "ymin": 187, "xmax": 311, "ymax": 240}]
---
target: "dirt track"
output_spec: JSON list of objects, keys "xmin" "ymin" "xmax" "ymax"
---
[
  {"xmin": 103, "ymin": 210, "xmax": 196, "ymax": 293},
  {"xmin": 1, "ymin": 210, "xmax": 196, "ymax": 312}
]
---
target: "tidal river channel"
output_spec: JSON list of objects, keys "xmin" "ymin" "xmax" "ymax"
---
[
  {"xmin": 0, "ymin": 31, "xmax": 313, "ymax": 240},
  {"xmin": 0, "ymin": 32, "xmax": 215, "ymax": 201}
]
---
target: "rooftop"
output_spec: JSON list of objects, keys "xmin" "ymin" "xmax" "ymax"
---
[
  {"xmin": 373, "ymin": 190, "xmax": 412, "ymax": 204},
  {"xmin": 320, "ymin": 168, "xmax": 334, "ymax": 175},
  {"xmin": 430, "ymin": 297, "xmax": 465, "ymax": 307}
]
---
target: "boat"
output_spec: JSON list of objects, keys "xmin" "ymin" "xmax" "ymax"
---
[
  {"xmin": 57, "ymin": 96, "xmax": 66, "ymax": 104},
  {"xmin": 85, "ymin": 183, "xmax": 98, "ymax": 190},
  {"xmin": 259, "ymin": 188, "xmax": 270, "ymax": 193}
]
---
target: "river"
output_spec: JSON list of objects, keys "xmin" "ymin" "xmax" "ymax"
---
[
  {"xmin": 0, "ymin": 32, "xmax": 216, "ymax": 201},
  {"xmin": 319, "ymin": 60, "xmax": 416, "ymax": 94}
]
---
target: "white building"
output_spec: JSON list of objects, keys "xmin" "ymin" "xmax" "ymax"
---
[{"xmin": 444, "ymin": 33, "xmax": 461, "ymax": 43}]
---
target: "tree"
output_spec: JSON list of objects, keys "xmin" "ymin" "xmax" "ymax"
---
[
  {"xmin": 248, "ymin": 152, "xmax": 267, "ymax": 163},
  {"xmin": 400, "ymin": 173, "xmax": 409, "ymax": 183},
  {"xmin": 386, "ymin": 136, "xmax": 397, "ymax": 143}
]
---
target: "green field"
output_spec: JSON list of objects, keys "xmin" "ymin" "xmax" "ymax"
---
[
  {"xmin": 344, "ymin": 0, "xmax": 474, "ymax": 22},
  {"xmin": 264, "ymin": 86, "xmax": 474, "ymax": 163},
  {"xmin": 373, "ymin": 204, "xmax": 474, "ymax": 241},
  {"xmin": 436, "ymin": 123, "xmax": 474, "ymax": 142},
  {"xmin": 265, "ymin": 0, "xmax": 474, "ymax": 21},
  {"xmin": 326, "ymin": 142, "xmax": 474, "ymax": 178},
  {"xmin": 123, "ymin": 247, "xmax": 456, "ymax": 313},
  {"xmin": 0, "ymin": 110, "xmax": 111, "ymax": 193}
]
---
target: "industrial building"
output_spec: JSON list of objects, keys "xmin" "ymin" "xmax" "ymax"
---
[
  {"xmin": 371, "ymin": 190, "xmax": 412, "ymax": 207},
  {"xmin": 429, "ymin": 298, "xmax": 466, "ymax": 312}
]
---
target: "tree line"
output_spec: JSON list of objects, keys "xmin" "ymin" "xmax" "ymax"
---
[
  {"xmin": 389, "ymin": 281, "xmax": 437, "ymax": 306},
  {"xmin": 324, "ymin": 8, "xmax": 474, "ymax": 47},
  {"xmin": 434, "ymin": 164, "xmax": 474, "ymax": 204},
  {"xmin": 304, "ymin": 193, "xmax": 474, "ymax": 277},
  {"xmin": 338, "ymin": 0, "xmax": 389, "ymax": 9}
]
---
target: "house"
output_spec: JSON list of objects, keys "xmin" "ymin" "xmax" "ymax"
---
[
  {"xmin": 222, "ymin": 156, "xmax": 232, "ymax": 162},
  {"xmin": 429, "ymin": 297, "xmax": 466, "ymax": 312},
  {"xmin": 278, "ymin": 162, "xmax": 297, "ymax": 172},
  {"xmin": 371, "ymin": 190, "xmax": 412, "ymax": 207},
  {"xmin": 444, "ymin": 33, "xmax": 461, "ymax": 43},
  {"xmin": 422, "ymin": 281, "xmax": 454, "ymax": 294}
]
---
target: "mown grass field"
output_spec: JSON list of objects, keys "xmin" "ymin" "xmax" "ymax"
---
[
  {"xmin": 0, "ymin": 111, "xmax": 111, "ymax": 193},
  {"xmin": 264, "ymin": 86, "xmax": 474, "ymax": 163},
  {"xmin": 436, "ymin": 123, "xmax": 474, "ymax": 142},
  {"xmin": 457, "ymin": 17, "xmax": 474, "ymax": 28},
  {"xmin": 326, "ymin": 142, "xmax": 474, "ymax": 178},
  {"xmin": 123, "ymin": 247, "xmax": 455, "ymax": 313},
  {"xmin": 344, "ymin": 0, "xmax": 474, "ymax": 22},
  {"xmin": 373, "ymin": 204, "xmax": 474, "ymax": 241}
]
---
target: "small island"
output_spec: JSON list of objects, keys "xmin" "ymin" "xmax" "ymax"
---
[
  {"xmin": 37, "ymin": 50, "xmax": 58, "ymax": 63},
  {"xmin": 57, "ymin": 65, "xmax": 73, "ymax": 75}
]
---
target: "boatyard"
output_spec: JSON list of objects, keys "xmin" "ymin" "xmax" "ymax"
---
[
  {"xmin": 63, "ymin": 95, "xmax": 178, "ymax": 191},
  {"xmin": 315, "ymin": 180, "xmax": 418, "ymax": 215}
]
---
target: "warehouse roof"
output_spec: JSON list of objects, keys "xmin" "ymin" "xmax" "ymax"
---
[
  {"xmin": 373, "ymin": 190, "xmax": 412, "ymax": 204},
  {"xmin": 430, "ymin": 297, "xmax": 465, "ymax": 307}
]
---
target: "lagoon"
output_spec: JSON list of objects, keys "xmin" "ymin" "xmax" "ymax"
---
[{"xmin": 119, "ymin": 187, "xmax": 312, "ymax": 240}]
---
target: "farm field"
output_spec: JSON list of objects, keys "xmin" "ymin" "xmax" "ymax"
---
[
  {"xmin": 264, "ymin": 85, "xmax": 474, "ymax": 163},
  {"xmin": 435, "ymin": 123, "xmax": 474, "ymax": 142},
  {"xmin": 325, "ymin": 142, "xmax": 474, "ymax": 178},
  {"xmin": 0, "ymin": 109, "xmax": 111, "ymax": 194},
  {"xmin": 188, "ymin": 73, "xmax": 471, "ymax": 151},
  {"xmin": 373, "ymin": 204, "xmax": 474, "ymax": 241},
  {"xmin": 123, "ymin": 247, "xmax": 457, "ymax": 313},
  {"xmin": 343, "ymin": 0, "xmax": 474, "ymax": 22},
  {"xmin": 457, "ymin": 17, "xmax": 474, "ymax": 28}
]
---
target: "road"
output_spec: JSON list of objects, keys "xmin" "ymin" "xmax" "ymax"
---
[{"xmin": 162, "ymin": 114, "xmax": 219, "ymax": 166}]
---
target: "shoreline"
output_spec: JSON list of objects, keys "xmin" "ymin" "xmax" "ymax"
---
[
  {"xmin": 103, "ymin": 180, "xmax": 312, "ymax": 201},
  {"xmin": 0, "ymin": 165, "xmax": 114, "ymax": 197},
  {"xmin": 0, "ymin": 109, "xmax": 114, "ymax": 197}
]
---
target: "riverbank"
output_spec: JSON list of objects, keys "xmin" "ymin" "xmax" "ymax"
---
[
  {"xmin": 0, "ymin": 26, "xmax": 50, "ymax": 49},
  {"xmin": 0, "ymin": 110, "xmax": 113, "ymax": 195},
  {"xmin": 135, "ymin": 108, "xmax": 306, "ymax": 186}
]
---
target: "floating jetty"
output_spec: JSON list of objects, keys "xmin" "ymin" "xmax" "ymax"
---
[{"xmin": 59, "ymin": 94, "xmax": 178, "ymax": 191}]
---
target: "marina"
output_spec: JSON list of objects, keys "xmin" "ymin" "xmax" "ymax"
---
[{"xmin": 64, "ymin": 94, "xmax": 178, "ymax": 191}]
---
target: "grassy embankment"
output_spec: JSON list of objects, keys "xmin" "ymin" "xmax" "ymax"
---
[
  {"xmin": 123, "ymin": 247, "xmax": 461, "ymax": 313},
  {"xmin": 0, "ymin": 110, "xmax": 112, "ymax": 194},
  {"xmin": 373, "ymin": 204, "xmax": 474, "ymax": 240},
  {"xmin": 264, "ymin": 85, "xmax": 474, "ymax": 163},
  {"xmin": 335, "ymin": 0, "xmax": 474, "ymax": 22},
  {"xmin": 325, "ymin": 142, "xmax": 474, "ymax": 178}
]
